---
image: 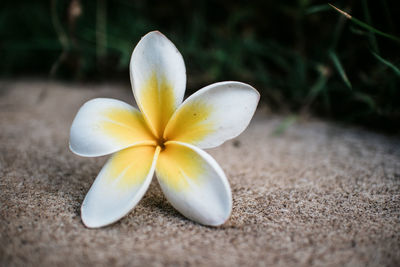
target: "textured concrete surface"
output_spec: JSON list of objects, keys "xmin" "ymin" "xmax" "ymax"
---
[{"xmin": 0, "ymin": 80, "xmax": 399, "ymax": 267}]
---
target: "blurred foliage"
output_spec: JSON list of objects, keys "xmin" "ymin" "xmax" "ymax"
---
[{"xmin": 1, "ymin": 0, "xmax": 399, "ymax": 132}]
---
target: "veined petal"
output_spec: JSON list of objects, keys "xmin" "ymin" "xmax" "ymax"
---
[
  {"xmin": 130, "ymin": 31, "xmax": 186, "ymax": 138},
  {"xmin": 163, "ymin": 82, "xmax": 259, "ymax": 149},
  {"xmin": 155, "ymin": 141, "xmax": 232, "ymax": 226},
  {"xmin": 70, "ymin": 98, "xmax": 156, "ymax": 157},
  {"xmin": 81, "ymin": 146, "xmax": 160, "ymax": 228}
]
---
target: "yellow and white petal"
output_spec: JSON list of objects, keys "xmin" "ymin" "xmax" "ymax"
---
[
  {"xmin": 130, "ymin": 31, "xmax": 186, "ymax": 138},
  {"xmin": 70, "ymin": 98, "xmax": 156, "ymax": 157},
  {"xmin": 164, "ymin": 81, "xmax": 259, "ymax": 149},
  {"xmin": 81, "ymin": 146, "xmax": 160, "ymax": 228},
  {"xmin": 156, "ymin": 141, "xmax": 232, "ymax": 226}
]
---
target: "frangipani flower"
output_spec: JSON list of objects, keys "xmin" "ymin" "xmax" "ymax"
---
[{"xmin": 69, "ymin": 31, "xmax": 259, "ymax": 228}]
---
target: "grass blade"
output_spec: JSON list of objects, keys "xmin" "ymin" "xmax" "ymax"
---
[
  {"xmin": 371, "ymin": 50, "xmax": 400, "ymax": 77},
  {"xmin": 329, "ymin": 4, "xmax": 400, "ymax": 43},
  {"xmin": 354, "ymin": 92, "xmax": 377, "ymax": 111},
  {"xmin": 329, "ymin": 50, "xmax": 352, "ymax": 89},
  {"xmin": 361, "ymin": 0, "xmax": 379, "ymax": 53}
]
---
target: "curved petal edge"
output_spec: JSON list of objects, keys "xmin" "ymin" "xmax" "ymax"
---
[
  {"xmin": 164, "ymin": 81, "xmax": 260, "ymax": 149},
  {"xmin": 155, "ymin": 141, "xmax": 232, "ymax": 226},
  {"xmin": 70, "ymin": 98, "xmax": 155, "ymax": 157},
  {"xmin": 81, "ymin": 146, "xmax": 160, "ymax": 228},
  {"xmin": 130, "ymin": 31, "xmax": 187, "ymax": 138}
]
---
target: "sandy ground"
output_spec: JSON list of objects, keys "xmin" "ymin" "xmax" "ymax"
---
[{"xmin": 0, "ymin": 80, "xmax": 399, "ymax": 267}]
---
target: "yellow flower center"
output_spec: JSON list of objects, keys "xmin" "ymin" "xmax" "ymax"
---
[{"xmin": 156, "ymin": 137, "xmax": 167, "ymax": 151}]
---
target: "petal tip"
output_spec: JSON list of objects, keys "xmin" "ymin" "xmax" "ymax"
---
[
  {"xmin": 68, "ymin": 141, "xmax": 86, "ymax": 157},
  {"xmin": 68, "ymin": 142, "xmax": 95, "ymax": 158},
  {"xmin": 147, "ymin": 30, "xmax": 163, "ymax": 36},
  {"xmin": 205, "ymin": 212, "xmax": 232, "ymax": 227},
  {"xmin": 81, "ymin": 208, "xmax": 102, "ymax": 229},
  {"xmin": 69, "ymin": 141, "xmax": 82, "ymax": 156},
  {"xmin": 140, "ymin": 30, "xmax": 168, "ymax": 42},
  {"xmin": 81, "ymin": 203, "xmax": 114, "ymax": 229}
]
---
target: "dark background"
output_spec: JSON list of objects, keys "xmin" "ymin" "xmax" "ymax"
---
[{"xmin": 1, "ymin": 0, "xmax": 399, "ymax": 133}]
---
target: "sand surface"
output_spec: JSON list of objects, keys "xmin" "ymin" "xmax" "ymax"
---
[{"xmin": 1, "ymin": 81, "xmax": 399, "ymax": 266}]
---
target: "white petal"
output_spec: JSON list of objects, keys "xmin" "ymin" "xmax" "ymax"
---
[
  {"xmin": 164, "ymin": 81, "xmax": 259, "ymax": 149},
  {"xmin": 70, "ymin": 98, "xmax": 155, "ymax": 157},
  {"xmin": 81, "ymin": 146, "xmax": 160, "ymax": 228},
  {"xmin": 130, "ymin": 31, "xmax": 186, "ymax": 137},
  {"xmin": 156, "ymin": 141, "xmax": 232, "ymax": 226}
]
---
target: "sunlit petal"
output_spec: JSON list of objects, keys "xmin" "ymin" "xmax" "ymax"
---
[
  {"xmin": 81, "ymin": 146, "xmax": 160, "ymax": 228},
  {"xmin": 70, "ymin": 98, "xmax": 156, "ymax": 157},
  {"xmin": 155, "ymin": 141, "xmax": 232, "ymax": 226},
  {"xmin": 130, "ymin": 31, "xmax": 186, "ymax": 137},
  {"xmin": 163, "ymin": 81, "xmax": 259, "ymax": 149}
]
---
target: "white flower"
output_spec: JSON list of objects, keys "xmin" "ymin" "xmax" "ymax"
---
[{"xmin": 69, "ymin": 31, "xmax": 259, "ymax": 228}]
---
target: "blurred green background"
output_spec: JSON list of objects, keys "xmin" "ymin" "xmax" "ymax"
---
[{"xmin": 1, "ymin": 0, "xmax": 399, "ymax": 133}]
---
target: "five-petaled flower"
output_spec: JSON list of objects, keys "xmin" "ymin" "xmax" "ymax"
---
[{"xmin": 69, "ymin": 31, "xmax": 259, "ymax": 228}]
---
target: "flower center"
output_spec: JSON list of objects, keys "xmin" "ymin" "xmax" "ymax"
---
[{"xmin": 157, "ymin": 137, "xmax": 167, "ymax": 151}]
